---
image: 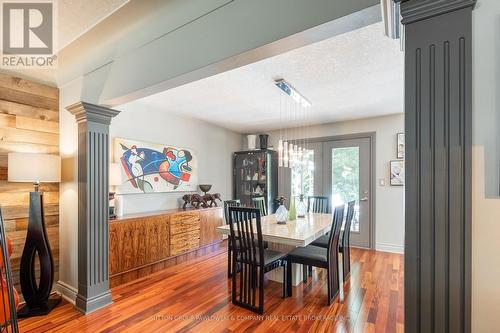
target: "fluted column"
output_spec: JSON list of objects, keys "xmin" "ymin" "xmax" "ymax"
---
[
  {"xmin": 67, "ymin": 102, "xmax": 120, "ymax": 313},
  {"xmin": 398, "ymin": 1, "xmax": 475, "ymax": 332}
]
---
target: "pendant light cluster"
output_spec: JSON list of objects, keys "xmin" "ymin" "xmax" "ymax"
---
[{"xmin": 275, "ymin": 79, "xmax": 312, "ymax": 169}]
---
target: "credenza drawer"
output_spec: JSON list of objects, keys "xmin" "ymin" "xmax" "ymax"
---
[
  {"xmin": 170, "ymin": 229, "xmax": 200, "ymax": 255},
  {"xmin": 170, "ymin": 211, "xmax": 200, "ymax": 235}
]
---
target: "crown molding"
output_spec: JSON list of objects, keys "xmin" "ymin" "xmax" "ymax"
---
[
  {"xmin": 395, "ymin": 0, "xmax": 476, "ymax": 24},
  {"xmin": 66, "ymin": 101, "xmax": 120, "ymax": 125}
]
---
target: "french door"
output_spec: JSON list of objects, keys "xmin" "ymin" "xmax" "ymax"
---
[{"xmin": 322, "ymin": 138, "xmax": 372, "ymax": 248}]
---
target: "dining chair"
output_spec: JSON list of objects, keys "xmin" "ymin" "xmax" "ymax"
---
[
  {"xmin": 252, "ymin": 196, "xmax": 267, "ymax": 216},
  {"xmin": 224, "ymin": 199, "xmax": 241, "ymax": 277},
  {"xmin": 286, "ymin": 204, "xmax": 345, "ymax": 305},
  {"xmin": 228, "ymin": 207, "xmax": 287, "ymax": 314},
  {"xmin": 307, "ymin": 196, "xmax": 330, "ymax": 214},
  {"xmin": 311, "ymin": 201, "xmax": 356, "ymax": 281},
  {"xmin": 340, "ymin": 201, "xmax": 355, "ymax": 280},
  {"xmin": 304, "ymin": 195, "xmax": 330, "ymax": 278}
]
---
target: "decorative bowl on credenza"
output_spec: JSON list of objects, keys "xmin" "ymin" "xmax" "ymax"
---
[{"xmin": 199, "ymin": 184, "xmax": 212, "ymax": 195}]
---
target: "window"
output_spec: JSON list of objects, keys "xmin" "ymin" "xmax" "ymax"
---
[
  {"xmin": 331, "ymin": 147, "xmax": 360, "ymax": 232},
  {"xmin": 291, "ymin": 150, "xmax": 314, "ymax": 201}
]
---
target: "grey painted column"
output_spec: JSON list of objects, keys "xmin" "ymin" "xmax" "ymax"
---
[
  {"xmin": 67, "ymin": 102, "xmax": 120, "ymax": 313},
  {"xmin": 398, "ymin": 1, "xmax": 475, "ymax": 332}
]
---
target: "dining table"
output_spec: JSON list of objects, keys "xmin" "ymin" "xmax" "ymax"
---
[{"xmin": 216, "ymin": 212, "xmax": 334, "ymax": 286}]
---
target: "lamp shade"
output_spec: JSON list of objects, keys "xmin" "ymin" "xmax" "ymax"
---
[
  {"xmin": 8, "ymin": 153, "xmax": 61, "ymax": 183},
  {"xmin": 109, "ymin": 163, "xmax": 122, "ymax": 186}
]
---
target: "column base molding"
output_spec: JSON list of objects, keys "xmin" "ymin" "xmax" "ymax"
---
[{"xmin": 75, "ymin": 291, "xmax": 113, "ymax": 314}]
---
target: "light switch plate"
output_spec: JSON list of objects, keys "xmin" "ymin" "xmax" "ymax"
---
[{"xmin": 379, "ymin": 178, "xmax": 386, "ymax": 186}]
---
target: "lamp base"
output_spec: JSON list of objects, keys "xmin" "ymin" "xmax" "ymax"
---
[{"xmin": 17, "ymin": 295, "xmax": 61, "ymax": 318}]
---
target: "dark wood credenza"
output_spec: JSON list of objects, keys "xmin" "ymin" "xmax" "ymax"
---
[{"xmin": 109, "ymin": 207, "xmax": 224, "ymax": 287}]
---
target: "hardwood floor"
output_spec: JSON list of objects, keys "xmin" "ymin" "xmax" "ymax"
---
[{"xmin": 19, "ymin": 242, "xmax": 404, "ymax": 333}]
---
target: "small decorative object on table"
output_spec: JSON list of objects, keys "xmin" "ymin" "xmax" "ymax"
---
[
  {"xmin": 296, "ymin": 194, "xmax": 307, "ymax": 218},
  {"xmin": 275, "ymin": 196, "xmax": 288, "ymax": 224}
]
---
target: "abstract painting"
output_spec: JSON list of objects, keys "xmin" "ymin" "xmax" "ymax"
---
[
  {"xmin": 390, "ymin": 160, "xmax": 405, "ymax": 186},
  {"xmin": 113, "ymin": 138, "xmax": 198, "ymax": 194}
]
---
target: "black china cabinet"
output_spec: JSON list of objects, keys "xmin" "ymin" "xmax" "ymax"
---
[{"xmin": 233, "ymin": 149, "xmax": 278, "ymax": 214}]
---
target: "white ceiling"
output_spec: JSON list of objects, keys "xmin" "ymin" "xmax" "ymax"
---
[
  {"xmin": 123, "ymin": 22, "xmax": 404, "ymax": 133},
  {"xmin": 59, "ymin": 0, "xmax": 129, "ymax": 49}
]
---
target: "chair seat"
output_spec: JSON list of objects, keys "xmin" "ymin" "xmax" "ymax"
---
[
  {"xmin": 288, "ymin": 245, "xmax": 328, "ymax": 267},
  {"xmin": 310, "ymin": 234, "xmax": 329, "ymax": 248},
  {"xmin": 310, "ymin": 235, "xmax": 344, "ymax": 251},
  {"xmin": 238, "ymin": 249, "xmax": 287, "ymax": 267}
]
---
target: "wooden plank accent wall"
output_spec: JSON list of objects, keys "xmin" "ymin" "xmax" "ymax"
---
[{"xmin": 0, "ymin": 74, "xmax": 59, "ymax": 293}]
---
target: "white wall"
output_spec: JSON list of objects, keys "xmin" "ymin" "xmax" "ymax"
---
[
  {"xmin": 111, "ymin": 102, "xmax": 242, "ymax": 214},
  {"xmin": 472, "ymin": 0, "xmax": 500, "ymax": 331},
  {"xmin": 265, "ymin": 113, "xmax": 405, "ymax": 253},
  {"xmin": 57, "ymin": 87, "xmax": 80, "ymax": 302}
]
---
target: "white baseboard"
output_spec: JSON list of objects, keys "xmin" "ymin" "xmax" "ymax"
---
[
  {"xmin": 376, "ymin": 242, "xmax": 404, "ymax": 254},
  {"xmin": 57, "ymin": 280, "xmax": 78, "ymax": 305}
]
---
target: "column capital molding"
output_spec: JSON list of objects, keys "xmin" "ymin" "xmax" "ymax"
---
[
  {"xmin": 66, "ymin": 101, "xmax": 120, "ymax": 125},
  {"xmin": 396, "ymin": 0, "xmax": 476, "ymax": 24}
]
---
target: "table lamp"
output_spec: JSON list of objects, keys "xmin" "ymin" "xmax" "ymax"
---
[
  {"xmin": 109, "ymin": 163, "xmax": 123, "ymax": 218},
  {"xmin": 8, "ymin": 152, "xmax": 61, "ymax": 317}
]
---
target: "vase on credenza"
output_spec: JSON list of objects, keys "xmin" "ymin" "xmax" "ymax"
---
[
  {"xmin": 275, "ymin": 196, "xmax": 288, "ymax": 224},
  {"xmin": 114, "ymin": 195, "xmax": 124, "ymax": 217}
]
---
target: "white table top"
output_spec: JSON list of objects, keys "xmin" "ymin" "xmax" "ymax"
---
[{"xmin": 216, "ymin": 213, "xmax": 334, "ymax": 247}]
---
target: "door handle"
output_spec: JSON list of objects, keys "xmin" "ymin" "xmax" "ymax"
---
[{"xmin": 360, "ymin": 197, "xmax": 368, "ymax": 201}]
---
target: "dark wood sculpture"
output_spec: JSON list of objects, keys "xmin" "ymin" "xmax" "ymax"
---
[
  {"xmin": 182, "ymin": 194, "xmax": 191, "ymax": 209},
  {"xmin": 182, "ymin": 194, "xmax": 207, "ymax": 209},
  {"xmin": 203, "ymin": 193, "xmax": 222, "ymax": 207}
]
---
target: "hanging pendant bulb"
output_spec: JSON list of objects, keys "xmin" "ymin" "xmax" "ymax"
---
[
  {"xmin": 293, "ymin": 145, "xmax": 299, "ymax": 165},
  {"xmin": 283, "ymin": 141, "xmax": 289, "ymax": 167},
  {"xmin": 278, "ymin": 139, "xmax": 283, "ymax": 167}
]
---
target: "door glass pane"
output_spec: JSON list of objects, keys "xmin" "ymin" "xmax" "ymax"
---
[
  {"xmin": 331, "ymin": 147, "xmax": 360, "ymax": 232},
  {"xmin": 291, "ymin": 150, "xmax": 314, "ymax": 201}
]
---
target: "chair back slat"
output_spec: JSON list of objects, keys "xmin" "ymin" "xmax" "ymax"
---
[
  {"xmin": 307, "ymin": 196, "xmax": 329, "ymax": 214},
  {"xmin": 343, "ymin": 201, "xmax": 356, "ymax": 246},
  {"xmin": 227, "ymin": 207, "xmax": 264, "ymax": 313},
  {"xmin": 224, "ymin": 199, "xmax": 241, "ymax": 224},
  {"xmin": 252, "ymin": 197, "xmax": 267, "ymax": 216},
  {"xmin": 327, "ymin": 204, "xmax": 346, "ymax": 260}
]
